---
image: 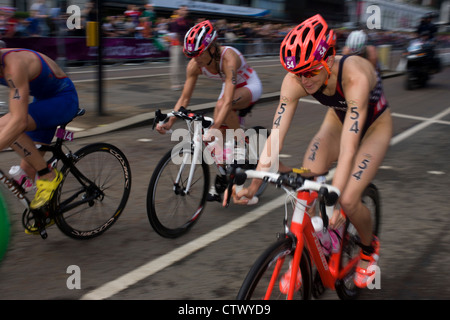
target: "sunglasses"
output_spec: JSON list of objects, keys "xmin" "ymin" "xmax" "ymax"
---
[
  {"xmin": 184, "ymin": 50, "xmax": 201, "ymax": 58},
  {"xmin": 297, "ymin": 65, "xmax": 324, "ymax": 78}
]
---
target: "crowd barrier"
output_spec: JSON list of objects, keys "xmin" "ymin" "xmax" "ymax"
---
[
  {"xmin": 2, "ymin": 36, "xmax": 285, "ymax": 63},
  {"xmin": 3, "ymin": 37, "xmax": 169, "ymax": 62},
  {"xmin": 2, "ymin": 36, "xmax": 448, "ymax": 69}
]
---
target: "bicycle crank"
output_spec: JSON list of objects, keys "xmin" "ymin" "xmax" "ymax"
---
[
  {"xmin": 22, "ymin": 207, "xmax": 52, "ymax": 239},
  {"xmin": 312, "ymin": 270, "xmax": 325, "ymax": 298}
]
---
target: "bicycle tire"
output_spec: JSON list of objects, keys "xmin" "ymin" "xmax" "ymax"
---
[
  {"xmin": 335, "ymin": 183, "xmax": 380, "ymax": 300},
  {"xmin": 147, "ymin": 144, "xmax": 209, "ymax": 238},
  {"xmin": 54, "ymin": 143, "xmax": 131, "ymax": 240},
  {"xmin": 0, "ymin": 192, "xmax": 10, "ymax": 262},
  {"xmin": 237, "ymin": 237, "xmax": 312, "ymax": 300}
]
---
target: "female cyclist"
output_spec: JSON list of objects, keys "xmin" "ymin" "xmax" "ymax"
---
[
  {"xmin": 155, "ymin": 20, "xmax": 263, "ymax": 201},
  {"xmin": 227, "ymin": 15, "xmax": 392, "ymax": 288}
]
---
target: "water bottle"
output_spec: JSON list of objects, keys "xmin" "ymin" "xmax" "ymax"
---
[
  {"xmin": 329, "ymin": 227, "xmax": 344, "ymax": 254},
  {"xmin": 234, "ymin": 143, "xmax": 246, "ymax": 166},
  {"xmin": 311, "ymin": 216, "xmax": 332, "ymax": 255},
  {"xmin": 205, "ymin": 137, "xmax": 223, "ymax": 164},
  {"xmin": 9, "ymin": 165, "xmax": 35, "ymax": 192},
  {"xmin": 223, "ymin": 140, "xmax": 234, "ymax": 164}
]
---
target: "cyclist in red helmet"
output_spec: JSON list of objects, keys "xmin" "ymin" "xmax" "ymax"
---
[
  {"xmin": 156, "ymin": 20, "xmax": 263, "ymax": 202},
  {"xmin": 228, "ymin": 14, "xmax": 392, "ymax": 289}
]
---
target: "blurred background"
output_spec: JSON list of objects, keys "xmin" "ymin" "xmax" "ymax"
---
[
  {"xmin": 0, "ymin": 0, "xmax": 449, "ymax": 115},
  {"xmin": 0, "ymin": 0, "xmax": 448, "ymax": 64}
]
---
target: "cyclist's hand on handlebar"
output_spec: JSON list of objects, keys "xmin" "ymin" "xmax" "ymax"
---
[
  {"xmin": 155, "ymin": 120, "xmax": 174, "ymax": 134},
  {"xmin": 329, "ymin": 205, "xmax": 346, "ymax": 230},
  {"xmin": 222, "ymin": 184, "xmax": 257, "ymax": 207}
]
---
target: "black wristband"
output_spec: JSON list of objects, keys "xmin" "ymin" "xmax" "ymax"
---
[{"xmin": 37, "ymin": 167, "xmax": 51, "ymax": 177}]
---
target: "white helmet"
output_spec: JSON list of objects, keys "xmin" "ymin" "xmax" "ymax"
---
[{"xmin": 345, "ymin": 30, "xmax": 368, "ymax": 54}]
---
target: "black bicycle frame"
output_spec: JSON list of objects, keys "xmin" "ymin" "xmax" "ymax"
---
[{"xmin": 39, "ymin": 138, "xmax": 104, "ymax": 215}]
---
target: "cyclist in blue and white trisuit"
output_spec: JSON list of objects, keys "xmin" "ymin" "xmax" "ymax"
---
[
  {"xmin": 155, "ymin": 20, "xmax": 263, "ymax": 202},
  {"xmin": 0, "ymin": 48, "xmax": 79, "ymax": 228}
]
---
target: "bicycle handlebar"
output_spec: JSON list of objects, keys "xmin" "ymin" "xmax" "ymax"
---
[
  {"xmin": 234, "ymin": 169, "xmax": 340, "ymax": 206},
  {"xmin": 152, "ymin": 107, "xmax": 214, "ymax": 131}
]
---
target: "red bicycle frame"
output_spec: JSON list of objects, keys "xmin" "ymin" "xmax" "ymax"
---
[{"xmin": 271, "ymin": 190, "xmax": 360, "ymax": 300}]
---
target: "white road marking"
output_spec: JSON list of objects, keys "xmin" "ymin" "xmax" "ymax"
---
[
  {"xmin": 81, "ymin": 194, "xmax": 286, "ymax": 300},
  {"xmin": 390, "ymin": 107, "xmax": 450, "ymax": 146},
  {"xmin": 427, "ymin": 171, "xmax": 446, "ymax": 175}
]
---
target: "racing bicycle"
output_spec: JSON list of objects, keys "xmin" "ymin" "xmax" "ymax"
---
[
  {"xmin": 147, "ymin": 107, "xmax": 268, "ymax": 238},
  {"xmin": 235, "ymin": 168, "xmax": 380, "ymax": 300},
  {"xmin": 0, "ymin": 108, "xmax": 132, "ymax": 240}
]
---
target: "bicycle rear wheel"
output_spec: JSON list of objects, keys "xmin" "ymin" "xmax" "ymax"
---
[
  {"xmin": 0, "ymin": 192, "xmax": 10, "ymax": 262},
  {"xmin": 336, "ymin": 183, "xmax": 380, "ymax": 299},
  {"xmin": 147, "ymin": 145, "xmax": 209, "ymax": 238},
  {"xmin": 237, "ymin": 237, "xmax": 312, "ymax": 300},
  {"xmin": 55, "ymin": 143, "xmax": 131, "ymax": 240}
]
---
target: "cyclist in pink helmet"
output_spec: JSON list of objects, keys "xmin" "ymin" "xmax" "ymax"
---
[
  {"xmin": 157, "ymin": 20, "xmax": 262, "ymax": 135},
  {"xmin": 156, "ymin": 20, "xmax": 263, "ymax": 202},
  {"xmin": 228, "ymin": 15, "xmax": 392, "ymax": 288}
]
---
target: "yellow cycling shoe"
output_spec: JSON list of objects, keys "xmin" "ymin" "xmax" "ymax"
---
[
  {"xmin": 30, "ymin": 169, "xmax": 63, "ymax": 210},
  {"xmin": 24, "ymin": 219, "xmax": 55, "ymax": 235}
]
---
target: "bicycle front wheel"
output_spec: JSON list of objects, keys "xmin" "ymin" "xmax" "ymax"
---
[
  {"xmin": 237, "ymin": 237, "xmax": 312, "ymax": 300},
  {"xmin": 0, "ymin": 192, "xmax": 10, "ymax": 262},
  {"xmin": 55, "ymin": 143, "xmax": 131, "ymax": 240},
  {"xmin": 147, "ymin": 145, "xmax": 209, "ymax": 238}
]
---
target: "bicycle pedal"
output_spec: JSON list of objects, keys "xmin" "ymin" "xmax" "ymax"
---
[
  {"xmin": 214, "ymin": 175, "xmax": 228, "ymax": 194},
  {"xmin": 39, "ymin": 228, "xmax": 48, "ymax": 239}
]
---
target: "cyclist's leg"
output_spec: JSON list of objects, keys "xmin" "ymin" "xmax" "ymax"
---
[
  {"xmin": 24, "ymin": 92, "xmax": 78, "ymax": 209},
  {"xmin": 302, "ymin": 109, "xmax": 341, "ymax": 174},
  {"xmin": 339, "ymin": 110, "xmax": 392, "ymax": 246},
  {"xmin": 215, "ymin": 86, "xmax": 254, "ymax": 130},
  {"xmin": 0, "ymin": 110, "xmax": 48, "ymax": 180},
  {"xmin": 216, "ymin": 70, "xmax": 262, "ymax": 130},
  {"xmin": 339, "ymin": 110, "xmax": 392, "ymax": 287},
  {"xmin": 301, "ymin": 110, "xmax": 341, "ymax": 221}
]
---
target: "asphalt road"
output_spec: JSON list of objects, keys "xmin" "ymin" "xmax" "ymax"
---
[{"xmin": 0, "ymin": 64, "xmax": 449, "ymax": 302}]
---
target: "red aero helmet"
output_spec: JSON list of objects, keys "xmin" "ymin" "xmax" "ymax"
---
[
  {"xmin": 280, "ymin": 14, "xmax": 336, "ymax": 74},
  {"xmin": 183, "ymin": 20, "xmax": 218, "ymax": 58}
]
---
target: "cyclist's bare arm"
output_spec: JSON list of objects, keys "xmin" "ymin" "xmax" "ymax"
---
[
  {"xmin": 224, "ymin": 73, "xmax": 306, "ymax": 206},
  {"xmin": 332, "ymin": 56, "xmax": 374, "ymax": 193},
  {"xmin": 155, "ymin": 60, "xmax": 200, "ymax": 134},
  {"xmin": 210, "ymin": 50, "xmax": 239, "ymax": 131},
  {"xmin": 0, "ymin": 56, "xmax": 31, "ymax": 151}
]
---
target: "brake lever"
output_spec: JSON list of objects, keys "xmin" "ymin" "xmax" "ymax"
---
[
  {"xmin": 152, "ymin": 109, "xmax": 165, "ymax": 130},
  {"xmin": 225, "ymin": 166, "xmax": 236, "ymax": 208}
]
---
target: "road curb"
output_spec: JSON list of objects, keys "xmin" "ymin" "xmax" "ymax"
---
[{"xmin": 76, "ymin": 71, "xmax": 405, "ymax": 139}]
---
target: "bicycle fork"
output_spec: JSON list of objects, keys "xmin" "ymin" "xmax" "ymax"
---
[
  {"xmin": 286, "ymin": 191, "xmax": 360, "ymax": 299},
  {"xmin": 276, "ymin": 191, "xmax": 342, "ymax": 299},
  {"xmin": 174, "ymin": 126, "xmax": 204, "ymax": 195}
]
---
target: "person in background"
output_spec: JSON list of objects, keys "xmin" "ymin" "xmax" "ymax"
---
[
  {"xmin": 342, "ymin": 30, "xmax": 379, "ymax": 72},
  {"xmin": 141, "ymin": 3, "xmax": 156, "ymax": 26},
  {"xmin": 30, "ymin": 0, "xmax": 49, "ymax": 36},
  {"xmin": 168, "ymin": 5, "xmax": 191, "ymax": 90}
]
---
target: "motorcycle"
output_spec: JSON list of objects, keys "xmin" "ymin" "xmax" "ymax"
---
[{"xmin": 403, "ymin": 38, "xmax": 441, "ymax": 90}]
